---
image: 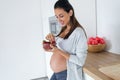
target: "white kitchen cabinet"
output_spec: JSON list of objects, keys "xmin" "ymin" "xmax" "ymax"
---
[{"xmin": 84, "ymin": 73, "xmax": 94, "ymax": 80}]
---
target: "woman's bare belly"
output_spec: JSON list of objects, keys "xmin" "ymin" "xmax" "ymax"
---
[{"xmin": 50, "ymin": 53, "xmax": 67, "ymax": 73}]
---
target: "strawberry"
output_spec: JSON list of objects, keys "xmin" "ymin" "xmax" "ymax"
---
[{"xmin": 43, "ymin": 40, "xmax": 56, "ymax": 50}]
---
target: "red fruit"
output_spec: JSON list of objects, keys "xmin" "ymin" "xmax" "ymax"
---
[
  {"xmin": 88, "ymin": 36, "xmax": 105, "ymax": 45},
  {"xmin": 51, "ymin": 41, "xmax": 56, "ymax": 46},
  {"xmin": 43, "ymin": 40, "xmax": 56, "ymax": 50},
  {"xmin": 91, "ymin": 40, "xmax": 95, "ymax": 45},
  {"xmin": 94, "ymin": 40, "xmax": 98, "ymax": 45},
  {"xmin": 99, "ymin": 39, "xmax": 105, "ymax": 44},
  {"xmin": 91, "ymin": 40, "xmax": 98, "ymax": 45},
  {"xmin": 96, "ymin": 36, "xmax": 101, "ymax": 39},
  {"xmin": 95, "ymin": 37, "xmax": 101, "ymax": 43},
  {"xmin": 89, "ymin": 37, "xmax": 95, "ymax": 41},
  {"xmin": 43, "ymin": 40, "xmax": 52, "ymax": 50}
]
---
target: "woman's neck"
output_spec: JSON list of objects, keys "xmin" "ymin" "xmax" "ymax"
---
[{"xmin": 66, "ymin": 25, "xmax": 71, "ymax": 31}]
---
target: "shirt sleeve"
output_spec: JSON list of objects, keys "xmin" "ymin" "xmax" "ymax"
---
[{"xmin": 68, "ymin": 28, "xmax": 88, "ymax": 66}]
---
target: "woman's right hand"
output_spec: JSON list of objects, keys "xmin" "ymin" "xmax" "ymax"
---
[
  {"xmin": 44, "ymin": 33, "xmax": 55, "ymax": 52},
  {"xmin": 45, "ymin": 33, "xmax": 55, "ymax": 42}
]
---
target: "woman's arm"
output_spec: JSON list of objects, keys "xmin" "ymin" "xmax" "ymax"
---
[
  {"xmin": 51, "ymin": 46, "xmax": 70, "ymax": 60},
  {"xmin": 68, "ymin": 29, "xmax": 88, "ymax": 66},
  {"xmin": 52, "ymin": 28, "xmax": 88, "ymax": 66}
]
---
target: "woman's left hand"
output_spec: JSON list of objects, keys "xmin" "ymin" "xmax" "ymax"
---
[{"xmin": 50, "ymin": 44, "xmax": 59, "ymax": 53}]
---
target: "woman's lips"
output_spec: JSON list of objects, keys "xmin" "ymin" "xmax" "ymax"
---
[{"xmin": 60, "ymin": 21, "xmax": 64, "ymax": 25}]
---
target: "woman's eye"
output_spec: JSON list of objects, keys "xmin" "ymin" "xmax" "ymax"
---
[
  {"xmin": 60, "ymin": 15, "xmax": 64, "ymax": 18},
  {"xmin": 55, "ymin": 16, "xmax": 58, "ymax": 19},
  {"xmin": 55, "ymin": 15, "xmax": 64, "ymax": 19},
  {"xmin": 56, "ymin": 17, "xmax": 58, "ymax": 19}
]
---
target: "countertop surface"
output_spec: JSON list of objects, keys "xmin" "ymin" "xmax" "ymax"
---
[{"xmin": 83, "ymin": 51, "xmax": 120, "ymax": 80}]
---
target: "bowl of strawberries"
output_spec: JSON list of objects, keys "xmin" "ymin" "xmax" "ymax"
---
[
  {"xmin": 42, "ymin": 40, "xmax": 56, "ymax": 51},
  {"xmin": 87, "ymin": 36, "xmax": 106, "ymax": 53}
]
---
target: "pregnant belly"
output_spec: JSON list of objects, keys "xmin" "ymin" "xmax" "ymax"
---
[{"xmin": 50, "ymin": 53, "xmax": 67, "ymax": 73}]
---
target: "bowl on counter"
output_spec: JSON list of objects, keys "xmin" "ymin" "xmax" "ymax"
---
[{"xmin": 88, "ymin": 44, "xmax": 106, "ymax": 53}]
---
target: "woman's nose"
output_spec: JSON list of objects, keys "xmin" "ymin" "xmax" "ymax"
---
[{"xmin": 57, "ymin": 18, "xmax": 61, "ymax": 22}]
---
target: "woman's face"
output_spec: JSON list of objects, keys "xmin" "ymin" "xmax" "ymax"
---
[{"xmin": 54, "ymin": 8, "xmax": 72, "ymax": 27}]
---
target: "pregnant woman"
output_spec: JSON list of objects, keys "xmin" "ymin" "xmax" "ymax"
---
[{"xmin": 44, "ymin": 0, "xmax": 88, "ymax": 80}]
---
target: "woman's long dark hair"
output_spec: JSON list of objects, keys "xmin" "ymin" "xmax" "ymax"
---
[{"xmin": 54, "ymin": 0, "xmax": 87, "ymax": 39}]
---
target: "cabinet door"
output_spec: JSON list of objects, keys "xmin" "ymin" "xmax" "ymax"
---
[{"xmin": 84, "ymin": 73, "xmax": 94, "ymax": 80}]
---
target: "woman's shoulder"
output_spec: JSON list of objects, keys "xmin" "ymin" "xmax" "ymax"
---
[
  {"xmin": 73, "ymin": 27, "xmax": 84, "ymax": 34},
  {"xmin": 69, "ymin": 27, "xmax": 85, "ymax": 39}
]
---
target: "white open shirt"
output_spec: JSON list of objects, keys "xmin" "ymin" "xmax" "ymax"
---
[{"xmin": 55, "ymin": 27, "xmax": 88, "ymax": 80}]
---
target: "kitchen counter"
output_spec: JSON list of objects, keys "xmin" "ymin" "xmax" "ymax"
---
[{"xmin": 83, "ymin": 51, "xmax": 120, "ymax": 80}]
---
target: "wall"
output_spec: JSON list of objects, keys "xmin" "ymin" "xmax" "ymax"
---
[
  {"xmin": 69, "ymin": 0, "xmax": 96, "ymax": 37},
  {"xmin": 40, "ymin": 0, "xmax": 57, "ymax": 79},
  {"xmin": 0, "ymin": 0, "xmax": 46, "ymax": 80},
  {"xmin": 97, "ymin": 0, "xmax": 120, "ymax": 54}
]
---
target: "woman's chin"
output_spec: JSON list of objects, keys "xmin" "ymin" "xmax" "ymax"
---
[
  {"xmin": 61, "ymin": 24, "xmax": 66, "ymax": 27},
  {"xmin": 61, "ymin": 25, "xmax": 66, "ymax": 27}
]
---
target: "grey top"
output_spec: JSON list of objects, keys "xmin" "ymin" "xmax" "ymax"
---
[{"xmin": 55, "ymin": 27, "xmax": 88, "ymax": 80}]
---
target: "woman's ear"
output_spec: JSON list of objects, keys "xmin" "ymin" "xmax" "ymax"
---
[{"xmin": 69, "ymin": 10, "xmax": 73, "ymax": 16}]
